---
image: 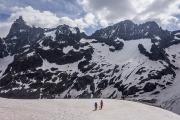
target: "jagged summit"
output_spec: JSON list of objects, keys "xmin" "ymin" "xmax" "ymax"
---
[
  {"xmin": 14, "ymin": 16, "xmax": 25, "ymax": 24},
  {"xmin": 44, "ymin": 24, "xmax": 82, "ymax": 46},
  {"xmin": 4, "ymin": 16, "xmax": 44, "ymax": 54},
  {"xmin": 56, "ymin": 24, "xmax": 80, "ymax": 35},
  {"xmin": 6, "ymin": 16, "xmax": 30, "ymax": 38},
  {"xmin": 91, "ymin": 20, "xmax": 164, "ymax": 41}
]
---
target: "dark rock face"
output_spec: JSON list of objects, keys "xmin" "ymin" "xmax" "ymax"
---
[
  {"xmin": 73, "ymin": 75, "xmax": 94, "ymax": 91},
  {"xmin": 138, "ymin": 44, "xmax": 168, "ymax": 61},
  {"xmin": 4, "ymin": 54, "xmax": 43, "ymax": 73},
  {"xmin": 36, "ymin": 46, "xmax": 93, "ymax": 65},
  {"xmin": 98, "ymin": 79, "xmax": 108, "ymax": 90},
  {"xmin": 91, "ymin": 20, "xmax": 163, "ymax": 40},
  {"xmin": 138, "ymin": 44, "xmax": 150, "ymax": 57},
  {"xmin": 127, "ymin": 86, "xmax": 141, "ymax": 95},
  {"xmin": 78, "ymin": 60, "xmax": 96, "ymax": 73},
  {"xmin": 55, "ymin": 25, "xmax": 81, "ymax": 45},
  {"xmin": 6, "ymin": 16, "xmax": 30, "ymax": 38},
  {"xmin": 143, "ymin": 83, "xmax": 157, "ymax": 92},
  {"xmin": 5, "ymin": 16, "xmax": 44, "ymax": 54},
  {"xmin": 91, "ymin": 20, "xmax": 174, "ymax": 49}
]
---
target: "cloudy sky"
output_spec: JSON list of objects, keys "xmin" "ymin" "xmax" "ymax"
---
[{"xmin": 0, "ymin": 0, "xmax": 180, "ymax": 37}]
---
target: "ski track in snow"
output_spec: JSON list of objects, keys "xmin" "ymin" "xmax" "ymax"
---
[{"xmin": 0, "ymin": 98, "xmax": 180, "ymax": 120}]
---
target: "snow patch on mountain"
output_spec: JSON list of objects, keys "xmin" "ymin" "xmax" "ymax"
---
[
  {"xmin": 85, "ymin": 38, "xmax": 152, "ymax": 65},
  {"xmin": 38, "ymin": 59, "xmax": 82, "ymax": 74},
  {"xmin": 0, "ymin": 56, "xmax": 14, "ymax": 77},
  {"xmin": 44, "ymin": 30, "xmax": 56, "ymax": 41},
  {"xmin": 69, "ymin": 27, "xmax": 77, "ymax": 34}
]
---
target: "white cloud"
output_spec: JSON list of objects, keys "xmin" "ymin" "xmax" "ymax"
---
[
  {"xmin": 0, "ymin": 6, "xmax": 96, "ymax": 37},
  {"xmin": 78, "ymin": 0, "xmax": 180, "ymax": 30},
  {"xmin": 1, "ymin": 0, "xmax": 180, "ymax": 37},
  {"xmin": 0, "ymin": 6, "xmax": 60, "ymax": 37},
  {"xmin": 84, "ymin": 13, "xmax": 96, "ymax": 26},
  {"xmin": 78, "ymin": 0, "xmax": 136, "ymax": 27},
  {"xmin": 133, "ymin": 0, "xmax": 180, "ymax": 30},
  {"xmin": 0, "ymin": 22, "xmax": 12, "ymax": 37},
  {"xmin": 131, "ymin": 0, "xmax": 154, "ymax": 13},
  {"xmin": 9, "ymin": 6, "xmax": 60, "ymax": 28}
]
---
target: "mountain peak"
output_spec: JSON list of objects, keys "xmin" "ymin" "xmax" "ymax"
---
[
  {"xmin": 6, "ymin": 16, "xmax": 30, "ymax": 38},
  {"xmin": 56, "ymin": 24, "xmax": 80, "ymax": 35},
  {"xmin": 142, "ymin": 21, "xmax": 160, "ymax": 29},
  {"xmin": 14, "ymin": 16, "xmax": 25, "ymax": 24},
  {"xmin": 91, "ymin": 20, "xmax": 163, "ymax": 40}
]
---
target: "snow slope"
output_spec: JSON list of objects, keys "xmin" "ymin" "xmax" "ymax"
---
[
  {"xmin": 155, "ymin": 43, "xmax": 180, "ymax": 114},
  {"xmin": 0, "ymin": 56, "xmax": 14, "ymax": 77},
  {"xmin": 80, "ymin": 38, "xmax": 152, "ymax": 65},
  {"xmin": 0, "ymin": 98, "xmax": 180, "ymax": 120}
]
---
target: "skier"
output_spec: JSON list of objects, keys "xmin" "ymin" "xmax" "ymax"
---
[
  {"xmin": 100, "ymin": 100, "xmax": 103, "ymax": 110},
  {"xmin": 94, "ymin": 102, "xmax": 98, "ymax": 111}
]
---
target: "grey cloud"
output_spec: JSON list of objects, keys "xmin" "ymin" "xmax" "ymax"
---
[
  {"xmin": 84, "ymin": 0, "xmax": 136, "ymax": 20},
  {"xmin": 0, "ymin": 0, "xmax": 85, "ymax": 18},
  {"xmin": 132, "ymin": 0, "xmax": 180, "ymax": 31},
  {"xmin": 142, "ymin": 0, "xmax": 177, "ymax": 14},
  {"xmin": 1, "ymin": 0, "xmax": 180, "ymax": 36},
  {"xmin": 173, "ymin": 14, "xmax": 180, "ymax": 19}
]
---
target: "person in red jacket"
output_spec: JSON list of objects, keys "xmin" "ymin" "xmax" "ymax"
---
[{"xmin": 100, "ymin": 100, "xmax": 103, "ymax": 110}]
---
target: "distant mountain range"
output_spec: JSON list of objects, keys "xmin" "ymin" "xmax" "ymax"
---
[{"xmin": 1, "ymin": 16, "xmax": 180, "ymax": 114}]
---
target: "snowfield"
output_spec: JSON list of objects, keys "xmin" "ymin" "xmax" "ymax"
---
[{"xmin": 0, "ymin": 98, "xmax": 180, "ymax": 120}]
